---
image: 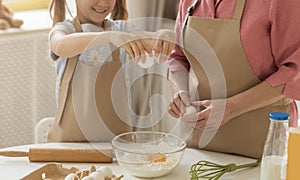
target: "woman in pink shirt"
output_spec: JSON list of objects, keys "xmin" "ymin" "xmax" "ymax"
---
[{"xmin": 168, "ymin": 0, "xmax": 300, "ymax": 158}]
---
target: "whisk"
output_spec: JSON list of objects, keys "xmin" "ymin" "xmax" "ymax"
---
[{"xmin": 190, "ymin": 159, "xmax": 261, "ymax": 180}]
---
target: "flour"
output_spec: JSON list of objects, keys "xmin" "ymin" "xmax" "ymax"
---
[
  {"xmin": 117, "ymin": 142, "xmax": 183, "ymax": 178},
  {"xmin": 119, "ymin": 151, "xmax": 182, "ymax": 178}
]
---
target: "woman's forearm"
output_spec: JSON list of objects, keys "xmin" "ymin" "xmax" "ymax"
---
[
  {"xmin": 168, "ymin": 70, "xmax": 190, "ymax": 93},
  {"xmin": 228, "ymin": 81, "xmax": 285, "ymax": 118}
]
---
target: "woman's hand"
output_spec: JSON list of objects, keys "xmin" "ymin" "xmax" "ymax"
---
[
  {"xmin": 152, "ymin": 29, "xmax": 175, "ymax": 63},
  {"xmin": 178, "ymin": 81, "xmax": 287, "ymax": 130},
  {"xmin": 110, "ymin": 31, "xmax": 151, "ymax": 63},
  {"xmin": 168, "ymin": 90, "xmax": 191, "ymax": 118},
  {"xmin": 180, "ymin": 99, "xmax": 238, "ymax": 130}
]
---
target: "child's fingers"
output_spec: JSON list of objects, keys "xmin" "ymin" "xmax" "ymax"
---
[
  {"xmin": 162, "ymin": 41, "xmax": 169, "ymax": 56},
  {"xmin": 135, "ymin": 40, "xmax": 146, "ymax": 63},
  {"xmin": 168, "ymin": 42, "xmax": 175, "ymax": 56},
  {"xmin": 158, "ymin": 41, "xmax": 169, "ymax": 63},
  {"xmin": 129, "ymin": 42, "xmax": 141, "ymax": 63},
  {"xmin": 152, "ymin": 39, "xmax": 163, "ymax": 57},
  {"xmin": 121, "ymin": 44, "xmax": 134, "ymax": 59},
  {"xmin": 141, "ymin": 38, "xmax": 153, "ymax": 53}
]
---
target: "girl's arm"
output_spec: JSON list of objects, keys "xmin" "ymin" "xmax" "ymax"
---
[
  {"xmin": 50, "ymin": 29, "xmax": 175, "ymax": 61},
  {"xmin": 50, "ymin": 30, "xmax": 132, "ymax": 58}
]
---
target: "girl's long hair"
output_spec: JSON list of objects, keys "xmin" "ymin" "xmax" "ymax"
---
[
  {"xmin": 49, "ymin": 0, "xmax": 128, "ymax": 27},
  {"xmin": 111, "ymin": 0, "xmax": 128, "ymax": 20}
]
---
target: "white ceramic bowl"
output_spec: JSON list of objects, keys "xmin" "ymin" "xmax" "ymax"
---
[{"xmin": 111, "ymin": 131, "xmax": 186, "ymax": 178}]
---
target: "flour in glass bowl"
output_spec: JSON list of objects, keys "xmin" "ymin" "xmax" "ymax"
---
[{"xmin": 116, "ymin": 142, "xmax": 184, "ymax": 178}]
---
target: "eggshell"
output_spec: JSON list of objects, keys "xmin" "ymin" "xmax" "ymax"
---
[
  {"xmin": 137, "ymin": 55, "xmax": 154, "ymax": 69},
  {"xmin": 96, "ymin": 166, "xmax": 113, "ymax": 178},
  {"xmin": 184, "ymin": 106, "xmax": 197, "ymax": 115},
  {"xmin": 64, "ymin": 173, "xmax": 79, "ymax": 180},
  {"xmin": 81, "ymin": 176, "xmax": 93, "ymax": 180},
  {"xmin": 89, "ymin": 172, "xmax": 105, "ymax": 180}
]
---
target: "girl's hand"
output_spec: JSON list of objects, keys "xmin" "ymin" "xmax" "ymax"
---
[
  {"xmin": 152, "ymin": 29, "xmax": 175, "ymax": 63},
  {"xmin": 110, "ymin": 31, "xmax": 149, "ymax": 63},
  {"xmin": 180, "ymin": 99, "xmax": 237, "ymax": 130},
  {"xmin": 168, "ymin": 90, "xmax": 191, "ymax": 118}
]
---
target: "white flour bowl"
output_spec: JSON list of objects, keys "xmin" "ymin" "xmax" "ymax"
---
[{"xmin": 111, "ymin": 131, "xmax": 186, "ymax": 178}]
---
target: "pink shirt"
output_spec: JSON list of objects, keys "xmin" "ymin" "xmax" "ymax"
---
[{"xmin": 169, "ymin": 0, "xmax": 300, "ymax": 125}]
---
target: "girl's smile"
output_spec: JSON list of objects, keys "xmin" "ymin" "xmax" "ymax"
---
[
  {"xmin": 92, "ymin": 3, "xmax": 110, "ymax": 14},
  {"xmin": 77, "ymin": 0, "xmax": 116, "ymax": 26},
  {"xmin": 92, "ymin": 8, "xmax": 107, "ymax": 13}
]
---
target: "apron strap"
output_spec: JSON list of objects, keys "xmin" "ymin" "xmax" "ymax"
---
[
  {"xmin": 55, "ymin": 18, "xmax": 117, "ymax": 126},
  {"xmin": 187, "ymin": 0, "xmax": 200, "ymax": 18},
  {"xmin": 180, "ymin": 0, "xmax": 199, "ymax": 50},
  {"xmin": 233, "ymin": 0, "xmax": 246, "ymax": 20},
  {"xmin": 55, "ymin": 17, "xmax": 82, "ymax": 125}
]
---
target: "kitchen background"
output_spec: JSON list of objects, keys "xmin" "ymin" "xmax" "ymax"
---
[
  {"xmin": 0, "ymin": 0, "xmax": 299, "ymax": 148},
  {"xmin": 0, "ymin": 0, "xmax": 179, "ymax": 148}
]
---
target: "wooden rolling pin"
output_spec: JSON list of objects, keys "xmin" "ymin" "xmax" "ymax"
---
[{"xmin": 0, "ymin": 148, "xmax": 112, "ymax": 163}]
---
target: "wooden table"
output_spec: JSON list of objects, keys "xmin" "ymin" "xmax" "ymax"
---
[{"xmin": 0, "ymin": 142, "xmax": 260, "ymax": 179}]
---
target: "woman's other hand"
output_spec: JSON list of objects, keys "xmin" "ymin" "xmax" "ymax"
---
[{"xmin": 180, "ymin": 99, "xmax": 238, "ymax": 130}]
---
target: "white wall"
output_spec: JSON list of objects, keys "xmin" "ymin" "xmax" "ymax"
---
[
  {"xmin": 0, "ymin": 9, "xmax": 56, "ymax": 148},
  {"xmin": 0, "ymin": 30, "xmax": 56, "ymax": 148}
]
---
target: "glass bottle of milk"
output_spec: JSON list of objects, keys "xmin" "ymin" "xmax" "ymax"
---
[{"xmin": 260, "ymin": 112, "xmax": 289, "ymax": 180}]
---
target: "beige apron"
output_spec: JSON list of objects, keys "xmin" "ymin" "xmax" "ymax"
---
[
  {"xmin": 48, "ymin": 18, "xmax": 131, "ymax": 142},
  {"xmin": 181, "ymin": 0, "xmax": 291, "ymax": 158}
]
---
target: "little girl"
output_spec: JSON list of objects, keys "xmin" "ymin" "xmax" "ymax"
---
[{"xmin": 47, "ymin": 0, "xmax": 175, "ymax": 142}]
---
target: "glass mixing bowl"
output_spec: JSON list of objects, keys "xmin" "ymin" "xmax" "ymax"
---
[{"xmin": 111, "ymin": 131, "xmax": 186, "ymax": 178}]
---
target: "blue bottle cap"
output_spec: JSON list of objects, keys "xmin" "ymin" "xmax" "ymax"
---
[{"xmin": 269, "ymin": 112, "xmax": 290, "ymax": 120}]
